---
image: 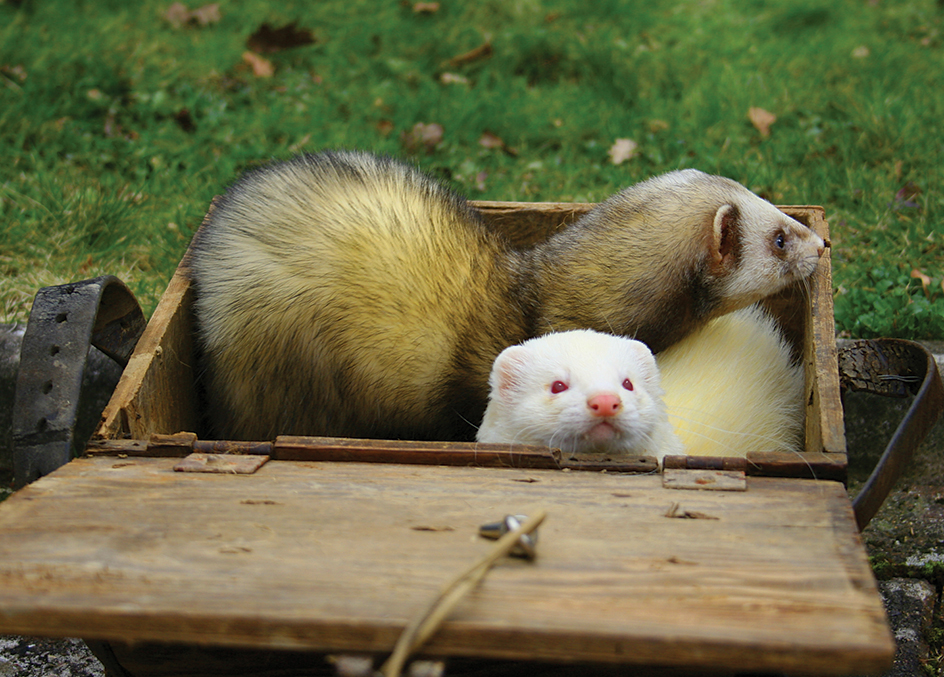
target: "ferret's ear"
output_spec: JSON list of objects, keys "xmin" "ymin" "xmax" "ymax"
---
[
  {"xmin": 628, "ymin": 341, "xmax": 659, "ymax": 381},
  {"xmin": 491, "ymin": 346, "xmax": 531, "ymax": 398},
  {"xmin": 711, "ymin": 204, "xmax": 740, "ymax": 268}
]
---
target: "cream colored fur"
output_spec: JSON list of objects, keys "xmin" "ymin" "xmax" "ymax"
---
[{"xmin": 657, "ymin": 304, "xmax": 804, "ymax": 457}]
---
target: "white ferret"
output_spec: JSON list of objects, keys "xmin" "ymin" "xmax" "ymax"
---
[
  {"xmin": 476, "ymin": 305, "xmax": 803, "ymax": 462},
  {"xmin": 476, "ymin": 329, "xmax": 684, "ymax": 463},
  {"xmin": 190, "ymin": 150, "xmax": 823, "ymax": 442}
]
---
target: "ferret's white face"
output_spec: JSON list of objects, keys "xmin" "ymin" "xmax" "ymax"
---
[
  {"xmin": 713, "ymin": 188, "xmax": 826, "ymax": 308},
  {"xmin": 477, "ymin": 329, "xmax": 669, "ymax": 458}
]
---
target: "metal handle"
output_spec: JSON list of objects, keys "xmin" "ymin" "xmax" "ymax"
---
[
  {"xmin": 839, "ymin": 338, "xmax": 944, "ymax": 530},
  {"xmin": 12, "ymin": 276, "xmax": 146, "ymax": 488}
]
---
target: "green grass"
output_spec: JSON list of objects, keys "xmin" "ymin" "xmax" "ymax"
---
[{"xmin": 1, "ymin": 0, "xmax": 943, "ymax": 337}]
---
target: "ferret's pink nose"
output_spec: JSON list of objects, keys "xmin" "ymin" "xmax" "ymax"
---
[{"xmin": 588, "ymin": 393, "xmax": 621, "ymax": 417}]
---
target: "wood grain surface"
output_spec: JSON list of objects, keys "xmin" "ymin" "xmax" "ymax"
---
[{"xmin": 0, "ymin": 457, "xmax": 892, "ymax": 675}]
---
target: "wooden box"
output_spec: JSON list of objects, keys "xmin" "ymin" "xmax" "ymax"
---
[{"xmin": 0, "ymin": 202, "xmax": 895, "ymax": 676}]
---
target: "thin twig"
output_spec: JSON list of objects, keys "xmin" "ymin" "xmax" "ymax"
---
[{"xmin": 379, "ymin": 510, "xmax": 547, "ymax": 677}]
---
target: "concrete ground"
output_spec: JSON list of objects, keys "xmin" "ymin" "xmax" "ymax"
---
[{"xmin": 1, "ymin": 324, "xmax": 942, "ymax": 676}]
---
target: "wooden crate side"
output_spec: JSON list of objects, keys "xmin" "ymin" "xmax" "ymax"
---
[
  {"xmin": 799, "ymin": 208, "xmax": 846, "ymax": 456},
  {"xmin": 472, "ymin": 200, "xmax": 591, "ymax": 248},
  {"xmin": 92, "ymin": 202, "xmax": 843, "ymax": 467},
  {"xmin": 94, "ymin": 253, "xmax": 200, "ymax": 441}
]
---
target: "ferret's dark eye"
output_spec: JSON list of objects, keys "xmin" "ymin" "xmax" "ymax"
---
[
  {"xmin": 622, "ymin": 378, "xmax": 634, "ymax": 391},
  {"xmin": 774, "ymin": 232, "xmax": 786, "ymax": 249},
  {"xmin": 550, "ymin": 380, "xmax": 568, "ymax": 394}
]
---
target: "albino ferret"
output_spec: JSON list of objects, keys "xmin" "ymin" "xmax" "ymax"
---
[
  {"xmin": 476, "ymin": 329, "xmax": 684, "ymax": 462},
  {"xmin": 476, "ymin": 305, "xmax": 803, "ymax": 462},
  {"xmin": 190, "ymin": 150, "xmax": 823, "ymax": 442}
]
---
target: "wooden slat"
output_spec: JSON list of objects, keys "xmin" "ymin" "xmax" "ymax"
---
[
  {"xmin": 471, "ymin": 200, "xmax": 591, "ymax": 248},
  {"xmin": 0, "ymin": 457, "xmax": 892, "ymax": 675},
  {"xmin": 803, "ymin": 209, "xmax": 847, "ymax": 456},
  {"xmin": 95, "ymin": 251, "xmax": 200, "ymax": 440}
]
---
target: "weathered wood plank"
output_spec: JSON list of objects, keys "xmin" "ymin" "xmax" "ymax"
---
[
  {"xmin": 95, "ymin": 252, "xmax": 200, "ymax": 439},
  {"xmin": 0, "ymin": 457, "xmax": 892, "ymax": 675}
]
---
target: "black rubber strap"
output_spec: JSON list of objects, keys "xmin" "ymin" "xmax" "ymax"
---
[
  {"xmin": 12, "ymin": 276, "xmax": 146, "ymax": 488},
  {"xmin": 839, "ymin": 338, "xmax": 944, "ymax": 530}
]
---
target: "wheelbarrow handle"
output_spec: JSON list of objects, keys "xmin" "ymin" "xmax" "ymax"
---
[
  {"xmin": 12, "ymin": 276, "xmax": 147, "ymax": 489},
  {"xmin": 838, "ymin": 338, "xmax": 944, "ymax": 530}
]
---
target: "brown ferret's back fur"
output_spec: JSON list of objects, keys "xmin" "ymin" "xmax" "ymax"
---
[{"xmin": 190, "ymin": 150, "xmax": 824, "ymax": 442}]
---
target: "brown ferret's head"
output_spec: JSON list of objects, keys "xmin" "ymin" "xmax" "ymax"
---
[
  {"xmin": 697, "ymin": 173, "xmax": 826, "ymax": 313},
  {"xmin": 531, "ymin": 169, "xmax": 825, "ymax": 353},
  {"xmin": 592, "ymin": 168, "xmax": 826, "ymax": 313}
]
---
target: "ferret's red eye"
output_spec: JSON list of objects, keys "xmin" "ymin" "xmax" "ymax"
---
[
  {"xmin": 622, "ymin": 378, "xmax": 634, "ymax": 391},
  {"xmin": 550, "ymin": 380, "xmax": 568, "ymax": 394}
]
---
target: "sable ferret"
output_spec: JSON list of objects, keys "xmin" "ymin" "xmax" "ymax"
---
[
  {"xmin": 474, "ymin": 306, "xmax": 803, "ymax": 462},
  {"xmin": 190, "ymin": 150, "xmax": 824, "ymax": 441}
]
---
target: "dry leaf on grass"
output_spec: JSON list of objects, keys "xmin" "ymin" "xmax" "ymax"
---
[
  {"xmin": 439, "ymin": 72, "xmax": 469, "ymax": 85},
  {"xmin": 748, "ymin": 106, "xmax": 777, "ymax": 138},
  {"xmin": 242, "ymin": 51, "xmax": 274, "ymax": 78},
  {"xmin": 608, "ymin": 138, "xmax": 638, "ymax": 165},
  {"xmin": 401, "ymin": 122, "xmax": 444, "ymax": 154},
  {"xmin": 445, "ymin": 41, "xmax": 493, "ymax": 68},
  {"xmin": 174, "ymin": 109, "xmax": 196, "ymax": 133},
  {"xmin": 911, "ymin": 269, "xmax": 932, "ymax": 297},
  {"xmin": 479, "ymin": 131, "xmax": 504, "ymax": 149},
  {"xmin": 164, "ymin": 2, "xmax": 221, "ymax": 28},
  {"xmin": 413, "ymin": 2, "xmax": 440, "ymax": 13},
  {"xmin": 478, "ymin": 131, "xmax": 518, "ymax": 156},
  {"xmin": 247, "ymin": 22, "xmax": 316, "ymax": 54}
]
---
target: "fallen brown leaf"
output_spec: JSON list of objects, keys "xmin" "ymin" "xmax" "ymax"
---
[
  {"xmin": 748, "ymin": 106, "xmax": 777, "ymax": 138},
  {"xmin": 0, "ymin": 64, "xmax": 27, "ymax": 84},
  {"xmin": 242, "ymin": 51, "xmax": 274, "ymax": 78},
  {"xmin": 164, "ymin": 2, "xmax": 221, "ymax": 28},
  {"xmin": 446, "ymin": 41, "xmax": 493, "ymax": 68},
  {"xmin": 164, "ymin": 2, "xmax": 190, "ymax": 27},
  {"xmin": 911, "ymin": 269, "xmax": 932, "ymax": 297},
  {"xmin": 247, "ymin": 22, "xmax": 316, "ymax": 54},
  {"xmin": 439, "ymin": 72, "xmax": 469, "ymax": 85},
  {"xmin": 413, "ymin": 2, "xmax": 440, "ymax": 13},
  {"xmin": 174, "ymin": 108, "xmax": 196, "ymax": 133},
  {"xmin": 608, "ymin": 138, "xmax": 638, "ymax": 165},
  {"xmin": 478, "ymin": 131, "xmax": 518, "ymax": 156},
  {"xmin": 190, "ymin": 3, "xmax": 221, "ymax": 26},
  {"xmin": 401, "ymin": 122, "xmax": 444, "ymax": 154},
  {"xmin": 478, "ymin": 131, "xmax": 505, "ymax": 149}
]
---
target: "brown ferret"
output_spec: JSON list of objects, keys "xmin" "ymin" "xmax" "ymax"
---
[{"xmin": 190, "ymin": 150, "xmax": 824, "ymax": 441}]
